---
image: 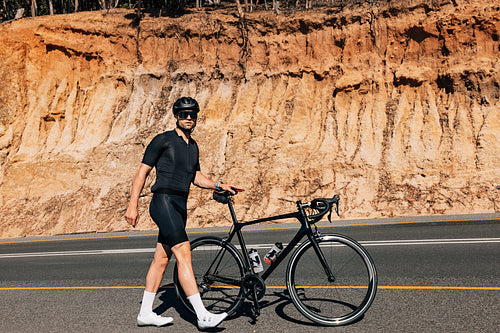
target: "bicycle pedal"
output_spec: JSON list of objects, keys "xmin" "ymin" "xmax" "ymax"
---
[{"xmin": 250, "ymin": 307, "xmax": 261, "ymax": 318}]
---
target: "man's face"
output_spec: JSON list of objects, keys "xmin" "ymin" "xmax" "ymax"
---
[{"xmin": 176, "ymin": 110, "xmax": 197, "ymax": 131}]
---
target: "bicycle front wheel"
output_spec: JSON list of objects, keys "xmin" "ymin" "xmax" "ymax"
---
[
  {"xmin": 286, "ymin": 234, "xmax": 377, "ymax": 326},
  {"xmin": 173, "ymin": 236, "xmax": 246, "ymax": 316}
]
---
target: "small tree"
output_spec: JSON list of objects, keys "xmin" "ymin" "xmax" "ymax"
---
[
  {"xmin": 2, "ymin": 0, "xmax": 6, "ymax": 18},
  {"xmin": 272, "ymin": 0, "xmax": 280, "ymax": 14},
  {"xmin": 30, "ymin": 0, "xmax": 38, "ymax": 16},
  {"xmin": 48, "ymin": 0, "xmax": 54, "ymax": 14}
]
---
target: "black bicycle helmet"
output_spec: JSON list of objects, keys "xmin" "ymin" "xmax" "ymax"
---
[{"xmin": 173, "ymin": 97, "xmax": 200, "ymax": 115}]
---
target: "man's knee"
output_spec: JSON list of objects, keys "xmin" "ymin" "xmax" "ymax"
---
[
  {"xmin": 152, "ymin": 255, "xmax": 169, "ymax": 268},
  {"xmin": 151, "ymin": 245, "xmax": 171, "ymax": 267},
  {"xmin": 172, "ymin": 241, "xmax": 191, "ymax": 261},
  {"xmin": 171, "ymin": 240, "xmax": 189, "ymax": 250}
]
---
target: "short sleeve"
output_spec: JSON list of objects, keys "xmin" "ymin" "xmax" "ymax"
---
[
  {"xmin": 141, "ymin": 134, "xmax": 168, "ymax": 167},
  {"xmin": 194, "ymin": 141, "xmax": 201, "ymax": 171}
]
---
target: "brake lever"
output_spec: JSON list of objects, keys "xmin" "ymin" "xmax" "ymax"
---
[{"xmin": 332, "ymin": 194, "xmax": 340, "ymax": 217}]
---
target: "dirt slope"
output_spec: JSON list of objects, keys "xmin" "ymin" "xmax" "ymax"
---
[{"xmin": 0, "ymin": 0, "xmax": 499, "ymax": 237}]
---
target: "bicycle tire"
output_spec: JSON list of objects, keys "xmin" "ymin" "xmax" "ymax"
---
[
  {"xmin": 173, "ymin": 236, "xmax": 246, "ymax": 316},
  {"xmin": 286, "ymin": 234, "xmax": 377, "ymax": 326}
]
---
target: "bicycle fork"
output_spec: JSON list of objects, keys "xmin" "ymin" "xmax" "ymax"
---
[{"xmin": 309, "ymin": 233, "xmax": 336, "ymax": 282}]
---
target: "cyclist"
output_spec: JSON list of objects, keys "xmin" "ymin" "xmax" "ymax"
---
[{"xmin": 125, "ymin": 97, "xmax": 242, "ymax": 329}]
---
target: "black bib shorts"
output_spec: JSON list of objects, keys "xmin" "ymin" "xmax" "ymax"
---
[{"xmin": 149, "ymin": 193, "xmax": 188, "ymax": 247}]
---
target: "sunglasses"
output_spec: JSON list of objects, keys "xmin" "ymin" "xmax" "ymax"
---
[{"xmin": 177, "ymin": 111, "xmax": 198, "ymax": 120}]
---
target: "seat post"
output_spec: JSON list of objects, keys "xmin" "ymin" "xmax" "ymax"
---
[{"xmin": 227, "ymin": 197, "xmax": 239, "ymax": 225}]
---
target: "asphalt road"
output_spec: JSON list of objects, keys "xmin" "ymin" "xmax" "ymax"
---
[{"xmin": 1, "ymin": 215, "xmax": 499, "ymax": 332}]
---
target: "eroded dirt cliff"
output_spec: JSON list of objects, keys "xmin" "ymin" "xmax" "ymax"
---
[{"xmin": 0, "ymin": 0, "xmax": 499, "ymax": 238}]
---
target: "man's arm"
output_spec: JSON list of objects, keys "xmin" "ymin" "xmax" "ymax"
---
[
  {"xmin": 125, "ymin": 163, "xmax": 153, "ymax": 227},
  {"xmin": 193, "ymin": 171, "xmax": 242, "ymax": 194}
]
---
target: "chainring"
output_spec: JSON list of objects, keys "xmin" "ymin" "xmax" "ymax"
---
[{"xmin": 243, "ymin": 274, "xmax": 266, "ymax": 300}]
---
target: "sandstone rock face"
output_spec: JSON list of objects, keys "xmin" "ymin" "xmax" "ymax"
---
[{"xmin": 0, "ymin": 0, "xmax": 499, "ymax": 238}]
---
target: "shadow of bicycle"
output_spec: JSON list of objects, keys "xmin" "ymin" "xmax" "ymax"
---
[
  {"xmin": 270, "ymin": 289, "xmax": 365, "ymax": 326},
  {"xmin": 155, "ymin": 284, "xmax": 364, "ymax": 328}
]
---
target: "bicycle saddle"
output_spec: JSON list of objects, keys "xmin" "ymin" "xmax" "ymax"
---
[{"xmin": 213, "ymin": 190, "xmax": 231, "ymax": 204}]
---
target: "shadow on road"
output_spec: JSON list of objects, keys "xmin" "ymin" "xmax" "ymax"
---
[
  {"xmin": 153, "ymin": 284, "xmax": 364, "ymax": 329},
  {"xmin": 156, "ymin": 283, "xmax": 226, "ymax": 331}
]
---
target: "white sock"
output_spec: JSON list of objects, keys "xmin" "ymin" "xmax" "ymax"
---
[
  {"xmin": 139, "ymin": 290, "xmax": 156, "ymax": 316},
  {"xmin": 187, "ymin": 293, "xmax": 209, "ymax": 319}
]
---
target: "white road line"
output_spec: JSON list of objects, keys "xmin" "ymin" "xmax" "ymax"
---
[
  {"xmin": 0, "ymin": 238, "xmax": 499, "ymax": 259},
  {"xmin": 361, "ymin": 238, "xmax": 500, "ymax": 246},
  {"xmin": 0, "ymin": 248, "xmax": 155, "ymax": 259}
]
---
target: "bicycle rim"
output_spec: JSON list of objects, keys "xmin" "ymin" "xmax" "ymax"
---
[
  {"xmin": 174, "ymin": 236, "xmax": 245, "ymax": 316},
  {"xmin": 286, "ymin": 234, "xmax": 377, "ymax": 326}
]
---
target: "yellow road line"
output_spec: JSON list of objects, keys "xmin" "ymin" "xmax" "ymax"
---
[
  {"xmin": 0, "ymin": 228, "xmax": 238, "ymax": 244},
  {"xmin": 378, "ymin": 285, "xmax": 500, "ymax": 291},
  {"xmin": 1, "ymin": 285, "xmax": 498, "ymax": 291},
  {"xmin": 0, "ymin": 233, "xmax": 159, "ymax": 244},
  {"xmin": 0, "ymin": 286, "xmax": 146, "ymax": 290},
  {"xmin": 210, "ymin": 285, "xmax": 500, "ymax": 291},
  {"xmin": 0, "ymin": 285, "xmax": 180, "ymax": 290}
]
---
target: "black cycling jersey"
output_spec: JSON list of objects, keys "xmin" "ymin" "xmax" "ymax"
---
[{"xmin": 142, "ymin": 130, "xmax": 200, "ymax": 195}]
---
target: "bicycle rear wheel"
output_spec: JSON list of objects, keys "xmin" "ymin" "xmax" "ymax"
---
[
  {"xmin": 286, "ymin": 234, "xmax": 377, "ymax": 326},
  {"xmin": 173, "ymin": 236, "xmax": 246, "ymax": 316}
]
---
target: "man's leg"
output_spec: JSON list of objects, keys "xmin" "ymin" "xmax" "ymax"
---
[
  {"xmin": 171, "ymin": 241, "xmax": 228, "ymax": 329},
  {"xmin": 145, "ymin": 243, "xmax": 172, "ymax": 292},
  {"xmin": 137, "ymin": 243, "xmax": 173, "ymax": 327}
]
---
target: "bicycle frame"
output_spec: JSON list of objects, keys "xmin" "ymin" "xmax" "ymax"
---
[
  {"xmin": 177, "ymin": 193, "xmax": 377, "ymax": 325},
  {"xmin": 221, "ymin": 197, "xmax": 335, "ymax": 282}
]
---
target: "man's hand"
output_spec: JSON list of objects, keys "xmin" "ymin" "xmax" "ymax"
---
[
  {"xmin": 219, "ymin": 183, "xmax": 244, "ymax": 195},
  {"xmin": 194, "ymin": 171, "xmax": 244, "ymax": 194},
  {"xmin": 125, "ymin": 164, "xmax": 152, "ymax": 228},
  {"xmin": 125, "ymin": 205, "xmax": 139, "ymax": 227}
]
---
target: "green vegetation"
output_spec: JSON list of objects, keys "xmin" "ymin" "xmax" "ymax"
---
[{"xmin": 1, "ymin": 0, "xmax": 369, "ymax": 22}]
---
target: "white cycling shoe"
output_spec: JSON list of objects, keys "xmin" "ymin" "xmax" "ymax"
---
[
  {"xmin": 137, "ymin": 312, "xmax": 173, "ymax": 327},
  {"xmin": 197, "ymin": 312, "xmax": 228, "ymax": 330}
]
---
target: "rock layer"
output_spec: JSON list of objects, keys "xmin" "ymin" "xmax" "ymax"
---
[{"xmin": 0, "ymin": 0, "xmax": 499, "ymax": 238}]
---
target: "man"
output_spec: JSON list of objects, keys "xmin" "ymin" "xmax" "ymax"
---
[{"xmin": 125, "ymin": 97, "xmax": 242, "ymax": 329}]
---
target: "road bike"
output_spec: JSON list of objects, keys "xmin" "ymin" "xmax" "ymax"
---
[{"xmin": 173, "ymin": 191, "xmax": 377, "ymax": 326}]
